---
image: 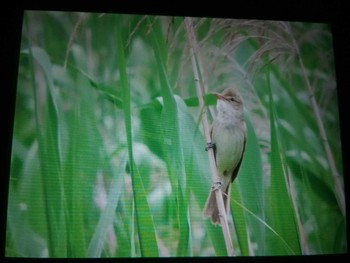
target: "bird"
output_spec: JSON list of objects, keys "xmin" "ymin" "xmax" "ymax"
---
[{"xmin": 204, "ymin": 87, "xmax": 247, "ymax": 225}]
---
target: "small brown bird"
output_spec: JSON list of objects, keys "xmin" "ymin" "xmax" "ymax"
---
[{"xmin": 204, "ymin": 87, "xmax": 247, "ymax": 225}]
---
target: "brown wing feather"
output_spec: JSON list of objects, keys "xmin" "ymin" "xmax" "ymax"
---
[
  {"xmin": 231, "ymin": 135, "xmax": 246, "ymax": 182},
  {"xmin": 209, "ymin": 125, "xmax": 217, "ymax": 164}
]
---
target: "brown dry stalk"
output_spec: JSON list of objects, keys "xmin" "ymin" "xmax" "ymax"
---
[
  {"xmin": 288, "ymin": 23, "xmax": 345, "ymax": 217},
  {"xmin": 184, "ymin": 17, "xmax": 235, "ymax": 256},
  {"xmin": 64, "ymin": 13, "xmax": 89, "ymax": 70}
]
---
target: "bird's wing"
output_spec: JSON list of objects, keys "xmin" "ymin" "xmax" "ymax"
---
[
  {"xmin": 210, "ymin": 124, "xmax": 217, "ymax": 164},
  {"xmin": 231, "ymin": 135, "xmax": 246, "ymax": 183}
]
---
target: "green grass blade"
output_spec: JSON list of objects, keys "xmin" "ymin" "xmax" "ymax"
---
[
  {"xmin": 175, "ymin": 97, "xmax": 227, "ymax": 256},
  {"xmin": 87, "ymin": 152, "xmax": 127, "ymax": 257},
  {"xmin": 87, "ymin": 77, "xmax": 123, "ymax": 108},
  {"xmin": 149, "ymin": 17, "xmax": 190, "ymax": 256},
  {"xmin": 30, "ymin": 47, "xmax": 67, "ymax": 257},
  {"xmin": 7, "ymin": 141, "xmax": 47, "ymax": 257},
  {"xmin": 265, "ymin": 71, "xmax": 301, "ymax": 255},
  {"xmin": 231, "ymin": 111, "xmax": 265, "ymax": 256},
  {"xmin": 140, "ymin": 95, "xmax": 227, "ymax": 256},
  {"xmin": 116, "ymin": 15, "xmax": 158, "ymax": 257},
  {"xmin": 61, "ymin": 70, "xmax": 109, "ymax": 257}
]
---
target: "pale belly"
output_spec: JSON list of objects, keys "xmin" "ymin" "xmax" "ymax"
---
[{"xmin": 212, "ymin": 124, "xmax": 245, "ymax": 175}]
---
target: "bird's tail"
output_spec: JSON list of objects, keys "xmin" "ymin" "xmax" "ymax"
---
[{"xmin": 204, "ymin": 184, "xmax": 230, "ymax": 225}]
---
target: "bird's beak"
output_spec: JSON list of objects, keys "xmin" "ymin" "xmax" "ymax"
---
[{"xmin": 213, "ymin": 92, "xmax": 225, "ymax": 100}]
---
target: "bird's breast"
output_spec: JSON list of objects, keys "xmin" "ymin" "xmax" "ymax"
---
[{"xmin": 211, "ymin": 122, "xmax": 245, "ymax": 175}]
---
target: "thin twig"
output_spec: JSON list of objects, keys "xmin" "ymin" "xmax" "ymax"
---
[
  {"xmin": 184, "ymin": 17, "xmax": 234, "ymax": 256},
  {"xmin": 64, "ymin": 13, "xmax": 89, "ymax": 71},
  {"xmin": 287, "ymin": 23, "xmax": 345, "ymax": 217}
]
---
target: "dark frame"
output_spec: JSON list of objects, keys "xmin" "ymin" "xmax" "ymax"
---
[{"xmin": 1, "ymin": 1, "xmax": 349, "ymax": 263}]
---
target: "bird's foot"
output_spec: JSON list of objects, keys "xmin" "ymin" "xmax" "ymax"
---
[
  {"xmin": 205, "ymin": 142, "xmax": 216, "ymax": 151},
  {"xmin": 211, "ymin": 179, "xmax": 223, "ymax": 191}
]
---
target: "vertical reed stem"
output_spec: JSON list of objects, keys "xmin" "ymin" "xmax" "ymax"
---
[{"xmin": 184, "ymin": 17, "xmax": 235, "ymax": 256}]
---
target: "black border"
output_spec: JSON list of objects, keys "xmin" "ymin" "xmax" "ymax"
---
[{"xmin": 2, "ymin": 1, "xmax": 349, "ymax": 263}]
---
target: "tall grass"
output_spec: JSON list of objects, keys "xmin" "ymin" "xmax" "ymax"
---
[{"xmin": 6, "ymin": 12, "xmax": 345, "ymax": 257}]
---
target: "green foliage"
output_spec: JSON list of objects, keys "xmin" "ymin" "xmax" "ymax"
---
[
  {"xmin": 265, "ymin": 72, "xmax": 300, "ymax": 255},
  {"xmin": 6, "ymin": 11, "xmax": 345, "ymax": 258},
  {"xmin": 231, "ymin": 112, "xmax": 265, "ymax": 255}
]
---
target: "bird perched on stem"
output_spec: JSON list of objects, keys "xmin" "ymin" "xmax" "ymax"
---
[{"xmin": 204, "ymin": 87, "xmax": 247, "ymax": 225}]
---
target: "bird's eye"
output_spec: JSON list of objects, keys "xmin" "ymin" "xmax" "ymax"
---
[{"xmin": 229, "ymin": 98, "xmax": 235, "ymax": 102}]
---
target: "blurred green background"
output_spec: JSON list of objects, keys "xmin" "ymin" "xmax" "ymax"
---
[{"xmin": 6, "ymin": 11, "xmax": 345, "ymax": 257}]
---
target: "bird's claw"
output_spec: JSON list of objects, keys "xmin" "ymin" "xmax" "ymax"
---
[
  {"xmin": 211, "ymin": 180, "xmax": 222, "ymax": 191},
  {"xmin": 205, "ymin": 142, "xmax": 216, "ymax": 151}
]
